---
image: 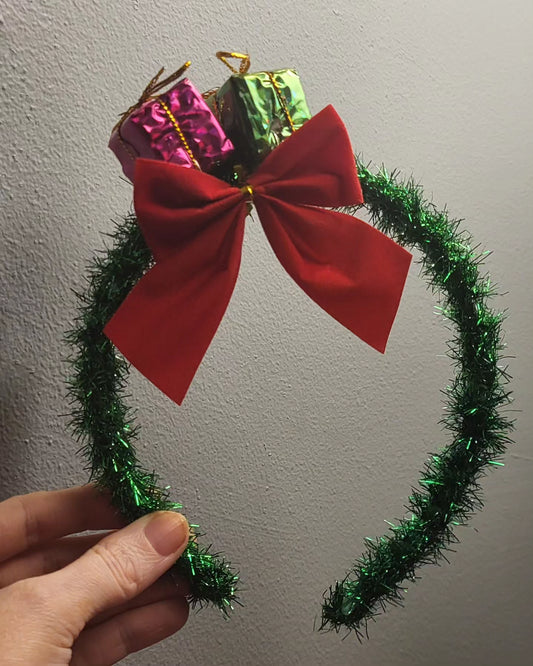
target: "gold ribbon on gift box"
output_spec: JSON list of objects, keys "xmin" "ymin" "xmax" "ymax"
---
[
  {"xmin": 113, "ymin": 60, "xmax": 199, "ymax": 168},
  {"xmin": 113, "ymin": 60, "xmax": 192, "ymax": 133}
]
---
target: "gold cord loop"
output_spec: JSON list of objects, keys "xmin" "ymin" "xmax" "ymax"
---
[
  {"xmin": 240, "ymin": 184, "xmax": 254, "ymax": 201},
  {"xmin": 112, "ymin": 60, "xmax": 192, "ymax": 134},
  {"xmin": 216, "ymin": 51, "xmax": 251, "ymax": 74}
]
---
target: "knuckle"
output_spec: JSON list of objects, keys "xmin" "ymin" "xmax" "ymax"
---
[
  {"xmin": 89, "ymin": 540, "xmax": 143, "ymax": 600},
  {"xmin": 14, "ymin": 494, "xmax": 41, "ymax": 548}
]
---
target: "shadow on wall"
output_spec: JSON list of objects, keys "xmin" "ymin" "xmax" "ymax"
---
[{"xmin": 0, "ymin": 362, "xmax": 42, "ymax": 499}]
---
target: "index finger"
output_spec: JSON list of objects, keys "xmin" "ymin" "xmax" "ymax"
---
[{"xmin": 0, "ymin": 484, "xmax": 126, "ymax": 563}]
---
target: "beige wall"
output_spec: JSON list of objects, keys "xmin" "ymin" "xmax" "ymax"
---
[{"xmin": 1, "ymin": 1, "xmax": 532, "ymax": 664}]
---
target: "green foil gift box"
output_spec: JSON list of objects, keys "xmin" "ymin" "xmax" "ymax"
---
[{"xmin": 212, "ymin": 52, "xmax": 311, "ymax": 172}]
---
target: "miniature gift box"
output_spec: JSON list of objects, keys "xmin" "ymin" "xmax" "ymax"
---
[
  {"xmin": 109, "ymin": 66, "xmax": 234, "ymax": 182},
  {"xmin": 213, "ymin": 58, "xmax": 311, "ymax": 172}
]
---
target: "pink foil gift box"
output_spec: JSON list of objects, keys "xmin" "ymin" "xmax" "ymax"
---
[{"xmin": 109, "ymin": 68, "xmax": 234, "ymax": 181}]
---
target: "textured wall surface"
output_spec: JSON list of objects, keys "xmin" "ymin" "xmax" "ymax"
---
[{"xmin": 1, "ymin": 1, "xmax": 532, "ymax": 664}]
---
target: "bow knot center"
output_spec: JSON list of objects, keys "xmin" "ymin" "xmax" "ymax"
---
[{"xmin": 240, "ymin": 184, "xmax": 254, "ymax": 202}]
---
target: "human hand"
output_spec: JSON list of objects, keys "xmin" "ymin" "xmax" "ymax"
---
[{"xmin": 0, "ymin": 485, "xmax": 190, "ymax": 665}]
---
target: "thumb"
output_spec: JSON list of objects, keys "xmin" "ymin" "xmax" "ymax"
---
[{"xmin": 45, "ymin": 511, "xmax": 189, "ymax": 630}]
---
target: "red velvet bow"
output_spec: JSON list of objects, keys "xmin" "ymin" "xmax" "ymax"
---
[{"xmin": 104, "ymin": 105, "xmax": 412, "ymax": 405}]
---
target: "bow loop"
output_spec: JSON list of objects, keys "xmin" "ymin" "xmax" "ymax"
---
[
  {"xmin": 249, "ymin": 105, "xmax": 363, "ymax": 208},
  {"xmin": 105, "ymin": 106, "xmax": 412, "ymax": 405},
  {"xmin": 134, "ymin": 160, "xmax": 245, "ymax": 264}
]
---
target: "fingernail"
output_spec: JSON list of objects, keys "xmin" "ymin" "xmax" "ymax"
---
[{"xmin": 145, "ymin": 512, "xmax": 189, "ymax": 556}]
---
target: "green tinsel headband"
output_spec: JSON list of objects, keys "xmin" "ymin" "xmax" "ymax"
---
[{"xmin": 66, "ymin": 161, "xmax": 512, "ymax": 637}]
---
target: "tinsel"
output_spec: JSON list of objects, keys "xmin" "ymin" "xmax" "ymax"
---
[
  {"xmin": 66, "ymin": 161, "xmax": 511, "ymax": 633},
  {"xmin": 321, "ymin": 163, "xmax": 512, "ymax": 637},
  {"xmin": 66, "ymin": 215, "xmax": 238, "ymax": 612}
]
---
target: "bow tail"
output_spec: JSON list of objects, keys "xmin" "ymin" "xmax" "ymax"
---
[
  {"xmin": 255, "ymin": 196, "xmax": 412, "ymax": 353},
  {"xmin": 104, "ymin": 208, "xmax": 247, "ymax": 404}
]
